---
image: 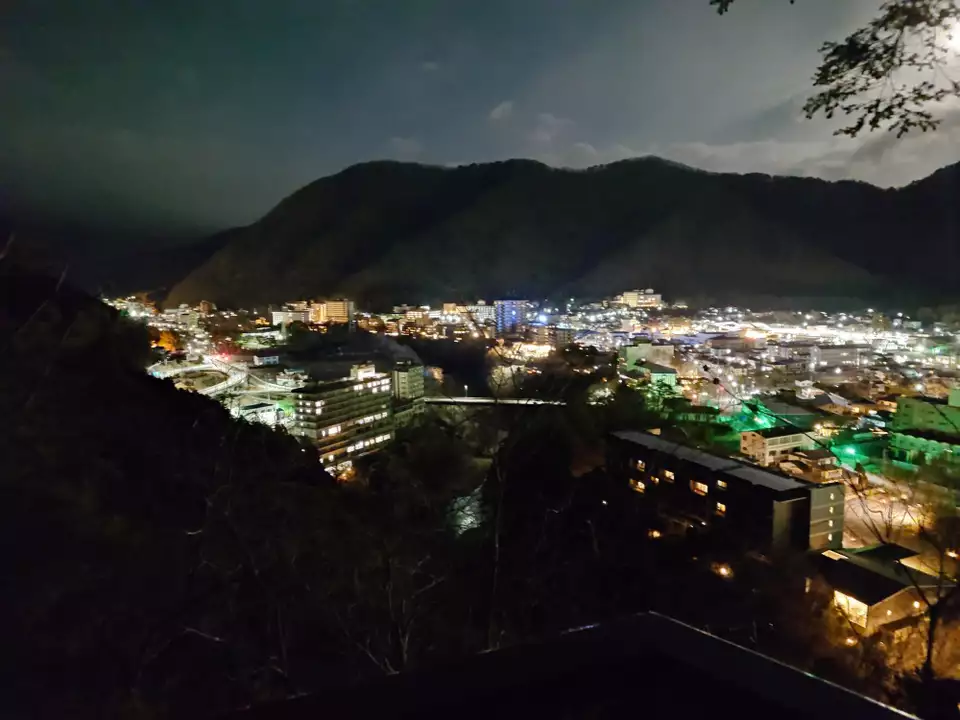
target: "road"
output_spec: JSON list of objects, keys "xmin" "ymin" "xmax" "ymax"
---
[
  {"xmin": 201, "ymin": 362, "xmax": 247, "ymax": 396},
  {"xmin": 148, "ymin": 362, "xmax": 212, "ymax": 378}
]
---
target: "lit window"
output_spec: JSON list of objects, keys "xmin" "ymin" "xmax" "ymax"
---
[
  {"xmin": 716, "ymin": 502, "xmax": 727, "ymax": 516},
  {"xmin": 691, "ymin": 481, "xmax": 708, "ymax": 496},
  {"xmin": 635, "ymin": 459, "xmax": 646, "ymax": 471},
  {"xmin": 649, "ymin": 476, "xmax": 659, "ymax": 485},
  {"xmin": 664, "ymin": 470, "xmax": 675, "ymax": 481},
  {"xmin": 630, "ymin": 479, "xmax": 645, "ymax": 494},
  {"xmin": 833, "ymin": 590, "xmax": 867, "ymax": 626},
  {"xmin": 717, "ymin": 480, "xmax": 727, "ymax": 489}
]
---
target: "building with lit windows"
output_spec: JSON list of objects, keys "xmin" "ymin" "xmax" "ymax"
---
[
  {"xmin": 293, "ymin": 363, "xmax": 393, "ymax": 467},
  {"xmin": 530, "ymin": 324, "xmax": 577, "ymax": 348},
  {"xmin": 888, "ymin": 391, "xmax": 960, "ymax": 466},
  {"xmin": 324, "ymin": 298, "xmax": 356, "ymax": 324},
  {"xmin": 618, "ymin": 288, "xmax": 663, "ymax": 309},
  {"xmin": 815, "ymin": 545, "xmax": 949, "ymax": 635},
  {"xmin": 494, "ymin": 299, "xmax": 529, "ymax": 335},
  {"xmin": 893, "ymin": 391, "xmax": 960, "ymax": 436},
  {"xmin": 392, "ymin": 360, "xmax": 426, "ymax": 426},
  {"xmin": 778, "ymin": 448, "xmax": 844, "ymax": 483},
  {"xmin": 740, "ymin": 427, "xmax": 816, "ymax": 467},
  {"xmin": 309, "ymin": 302, "xmax": 327, "ymax": 324},
  {"xmin": 465, "ymin": 302, "xmax": 496, "ymax": 325},
  {"xmin": 810, "ymin": 343, "xmax": 873, "ymax": 369},
  {"xmin": 272, "ymin": 310, "xmax": 310, "ymax": 326},
  {"xmin": 608, "ymin": 430, "xmax": 843, "ymax": 552}
]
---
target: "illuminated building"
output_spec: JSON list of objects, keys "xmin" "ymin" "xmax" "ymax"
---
[
  {"xmin": 309, "ymin": 302, "xmax": 327, "ymax": 323},
  {"xmin": 609, "ymin": 430, "xmax": 843, "ymax": 552},
  {"xmin": 888, "ymin": 392, "xmax": 960, "ymax": 466},
  {"xmin": 619, "ymin": 340, "xmax": 675, "ymax": 367},
  {"xmin": 893, "ymin": 392, "xmax": 960, "ymax": 436},
  {"xmin": 555, "ymin": 327, "xmax": 577, "ymax": 347},
  {"xmin": 494, "ymin": 299, "xmax": 529, "ymax": 335},
  {"xmin": 778, "ymin": 448, "xmax": 844, "ymax": 483},
  {"xmin": 324, "ymin": 298, "xmax": 356, "ymax": 324},
  {"xmin": 531, "ymin": 324, "xmax": 577, "ymax": 348},
  {"xmin": 810, "ymin": 343, "xmax": 873, "ymax": 368},
  {"xmin": 272, "ymin": 310, "xmax": 310, "ymax": 326},
  {"xmin": 618, "ymin": 288, "xmax": 662, "ymax": 308},
  {"xmin": 740, "ymin": 427, "xmax": 816, "ymax": 467},
  {"xmin": 636, "ymin": 362, "xmax": 678, "ymax": 391},
  {"xmin": 392, "ymin": 360, "xmax": 426, "ymax": 426},
  {"xmin": 815, "ymin": 545, "xmax": 949, "ymax": 634},
  {"xmin": 293, "ymin": 363, "xmax": 393, "ymax": 468},
  {"xmin": 465, "ymin": 301, "xmax": 496, "ymax": 324}
]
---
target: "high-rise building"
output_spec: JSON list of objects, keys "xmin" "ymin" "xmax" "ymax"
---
[
  {"xmin": 309, "ymin": 302, "xmax": 328, "ymax": 324},
  {"xmin": 393, "ymin": 361, "xmax": 425, "ymax": 400},
  {"xmin": 272, "ymin": 310, "xmax": 311, "ymax": 326},
  {"xmin": 293, "ymin": 364, "xmax": 393, "ymax": 467},
  {"xmin": 325, "ymin": 299, "xmax": 356, "ymax": 324},
  {"xmin": 554, "ymin": 327, "xmax": 577, "ymax": 348},
  {"xmin": 465, "ymin": 302, "xmax": 496, "ymax": 324},
  {"xmin": 619, "ymin": 289, "xmax": 663, "ymax": 309},
  {"xmin": 392, "ymin": 360, "xmax": 426, "ymax": 426},
  {"xmin": 494, "ymin": 300, "xmax": 529, "ymax": 335},
  {"xmin": 530, "ymin": 324, "xmax": 576, "ymax": 348}
]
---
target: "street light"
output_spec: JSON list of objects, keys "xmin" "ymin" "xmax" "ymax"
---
[{"xmin": 464, "ymin": 384, "xmax": 468, "ymax": 397}]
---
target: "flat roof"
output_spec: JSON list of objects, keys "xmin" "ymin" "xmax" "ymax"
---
[
  {"xmin": 611, "ymin": 431, "xmax": 809, "ymax": 492},
  {"xmin": 726, "ymin": 465, "xmax": 808, "ymax": 492},
  {"xmin": 892, "ymin": 428, "xmax": 960, "ymax": 444},
  {"xmin": 639, "ymin": 362, "xmax": 677, "ymax": 374},
  {"xmin": 791, "ymin": 448, "xmax": 836, "ymax": 461},
  {"xmin": 760, "ymin": 400, "xmax": 817, "ymax": 416},
  {"xmin": 747, "ymin": 426, "xmax": 808, "ymax": 439}
]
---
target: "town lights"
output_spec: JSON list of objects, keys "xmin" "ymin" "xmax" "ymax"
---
[{"xmin": 712, "ymin": 563, "xmax": 733, "ymax": 579}]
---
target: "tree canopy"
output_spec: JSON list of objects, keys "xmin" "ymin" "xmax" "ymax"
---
[{"xmin": 714, "ymin": 0, "xmax": 960, "ymax": 137}]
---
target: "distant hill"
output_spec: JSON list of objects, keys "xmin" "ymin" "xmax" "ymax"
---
[
  {"xmin": 91, "ymin": 158, "xmax": 960, "ymax": 307},
  {"xmin": 0, "ymin": 216, "xmax": 230, "ymax": 298}
]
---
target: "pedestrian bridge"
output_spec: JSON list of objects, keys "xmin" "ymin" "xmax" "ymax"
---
[{"xmin": 424, "ymin": 396, "xmax": 565, "ymax": 406}]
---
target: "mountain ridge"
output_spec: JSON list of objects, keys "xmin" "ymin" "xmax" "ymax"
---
[{"xmin": 132, "ymin": 157, "xmax": 960, "ymax": 307}]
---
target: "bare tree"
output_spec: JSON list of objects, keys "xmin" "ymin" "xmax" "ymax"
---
[
  {"xmin": 714, "ymin": 0, "xmax": 960, "ymax": 137},
  {"xmin": 838, "ymin": 455, "xmax": 960, "ymax": 701}
]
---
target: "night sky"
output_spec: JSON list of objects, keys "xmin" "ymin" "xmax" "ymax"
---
[{"xmin": 4, "ymin": 0, "xmax": 960, "ymax": 239}]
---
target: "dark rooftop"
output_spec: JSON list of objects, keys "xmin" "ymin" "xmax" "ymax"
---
[
  {"xmin": 611, "ymin": 431, "xmax": 813, "ymax": 493},
  {"xmin": 639, "ymin": 361, "xmax": 678, "ymax": 375},
  {"xmin": 748, "ymin": 426, "xmax": 809, "ymax": 439},
  {"xmin": 818, "ymin": 546, "xmax": 946, "ymax": 606},
  {"xmin": 790, "ymin": 448, "xmax": 837, "ymax": 462},
  {"xmin": 892, "ymin": 428, "xmax": 960, "ymax": 444}
]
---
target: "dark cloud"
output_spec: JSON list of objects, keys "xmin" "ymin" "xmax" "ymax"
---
[
  {"xmin": 2, "ymin": 0, "xmax": 958, "ymax": 238},
  {"xmin": 387, "ymin": 136, "xmax": 425, "ymax": 161}
]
